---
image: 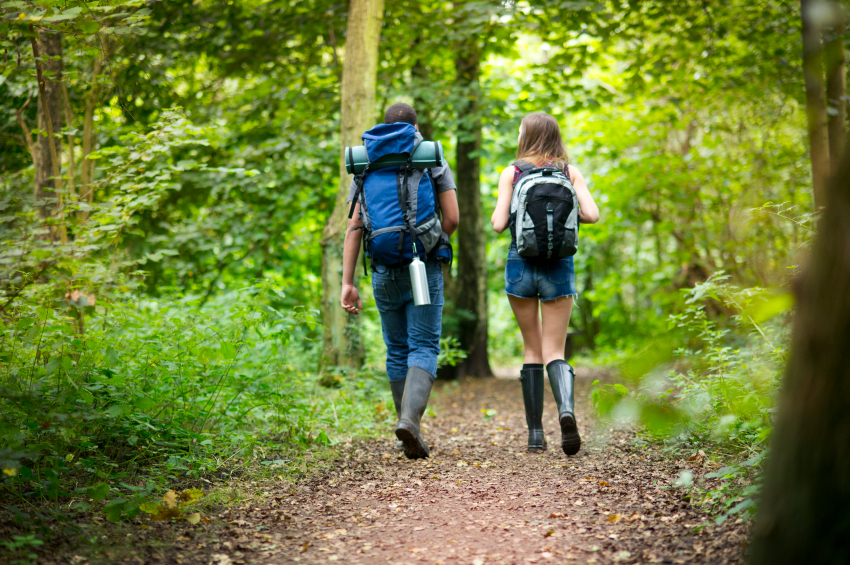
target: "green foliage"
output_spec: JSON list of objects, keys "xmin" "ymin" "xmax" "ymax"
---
[
  {"xmin": 590, "ymin": 275, "xmax": 792, "ymax": 523},
  {"xmin": 438, "ymin": 336, "xmax": 468, "ymax": 368},
  {"xmin": 0, "ymin": 0, "xmax": 824, "ymax": 547},
  {"xmin": 0, "ymin": 285, "xmax": 388, "ymax": 521},
  {"xmin": 1, "ymin": 533, "xmax": 43, "ymax": 565}
]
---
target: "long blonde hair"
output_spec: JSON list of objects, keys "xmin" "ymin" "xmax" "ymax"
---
[{"xmin": 516, "ymin": 112, "xmax": 568, "ymax": 168}]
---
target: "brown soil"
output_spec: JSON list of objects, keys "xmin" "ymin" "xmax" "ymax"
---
[
  {"xmin": 173, "ymin": 369, "xmax": 749, "ymax": 565},
  {"xmin": 38, "ymin": 370, "xmax": 750, "ymax": 565}
]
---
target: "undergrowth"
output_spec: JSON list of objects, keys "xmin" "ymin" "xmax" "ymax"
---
[
  {"xmin": 0, "ymin": 284, "xmax": 395, "ymax": 558},
  {"xmin": 589, "ymin": 275, "xmax": 790, "ymax": 526}
]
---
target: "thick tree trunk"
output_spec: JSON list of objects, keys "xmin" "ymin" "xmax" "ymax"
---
[
  {"xmin": 801, "ymin": 0, "xmax": 831, "ymax": 207},
  {"xmin": 320, "ymin": 0, "xmax": 384, "ymax": 368},
  {"xmin": 448, "ymin": 40, "xmax": 492, "ymax": 379},
  {"xmin": 32, "ymin": 30, "xmax": 64, "ymax": 222},
  {"xmin": 825, "ymin": 18, "xmax": 846, "ymax": 173},
  {"xmin": 749, "ymin": 146, "xmax": 850, "ymax": 565}
]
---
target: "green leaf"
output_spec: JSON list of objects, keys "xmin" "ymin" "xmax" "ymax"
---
[
  {"xmin": 105, "ymin": 347, "xmax": 119, "ymax": 366},
  {"xmin": 78, "ymin": 20, "xmax": 100, "ymax": 34},
  {"xmin": 748, "ymin": 292, "xmax": 794, "ymax": 323},
  {"xmin": 104, "ymin": 499, "xmax": 127, "ymax": 522},
  {"xmin": 45, "ymin": 357, "xmax": 61, "ymax": 375},
  {"xmin": 87, "ymin": 482, "xmax": 109, "ymax": 502},
  {"xmin": 315, "ymin": 430, "xmax": 332, "ymax": 445},
  {"xmin": 220, "ymin": 341, "xmax": 236, "ymax": 360},
  {"xmin": 106, "ymin": 405, "xmax": 124, "ymax": 418},
  {"xmin": 79, "ymin": 389, "xmax": 94, "ymax": 404},
  {"xmin": 133, "ymin": 397, "xmax": 155, "ymax": 411}
]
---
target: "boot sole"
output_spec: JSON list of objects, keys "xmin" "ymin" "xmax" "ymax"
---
[
  {"xmin": 560, "ymin": 414, "xmax": 581, "ymax": 455},
  {"xmin": 395, "ymin": 422, "xmax": 430, "ymax": 459}
]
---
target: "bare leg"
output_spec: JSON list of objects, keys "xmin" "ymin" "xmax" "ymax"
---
[
  {"xmin": 509, "ymin": 294, "xmax": 547, "ymax": 452},
  {"xmin": 508, "ymin": 295, "xmax": 543, "ymax": 364},
  {"xmin": 540, "ymin": 295, "xmax": 574, "ymax": 366}
]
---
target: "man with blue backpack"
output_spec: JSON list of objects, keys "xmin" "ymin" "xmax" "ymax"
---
[{"xmin": 340, "ymin": 103, "xmax": 459, "ymax": 459}]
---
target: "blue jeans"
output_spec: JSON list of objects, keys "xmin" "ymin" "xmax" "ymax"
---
[{"xmin": 372, "ymin": 260, "xmax": 444, "ymax": 382}]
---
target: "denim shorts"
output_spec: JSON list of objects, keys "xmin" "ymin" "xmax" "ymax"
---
[{"xmin": 504, "ymin": 241, "xmax": 577, "ymax": 301}]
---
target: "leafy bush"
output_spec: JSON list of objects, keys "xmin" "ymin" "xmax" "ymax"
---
[
  {"xmin": 591, "ymin": 274, "xmax": 790, "ymax": 522},
  {"xmin": 1, "ymin": 285, "xmax": 390, "ymax": 520}
]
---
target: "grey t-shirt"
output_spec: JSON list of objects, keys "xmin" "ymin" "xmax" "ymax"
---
[{"xmin": 346, "ymin": 132, "xmax": 457, "ymax": 204}]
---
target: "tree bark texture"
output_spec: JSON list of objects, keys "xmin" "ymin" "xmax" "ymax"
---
[
  {"xmin": 825, "ymin": 18, "xmax": 846, "ymax": 173},
  {"xmin": 320, "ymin": 0, "xmax": 384, "ymax": 368},
  {"xmin": 749, "ymin": 148, "xmax": 850, "ymax": 565},
  {"xmin": 449, "ymin": 40, "xmax": 493, "ymax": 379},
  {"xmin": 801, "ymin": 0, "xmax": 831, "ymax": 207},
  {"xmin": 33, "ymin": 29, "xmax": 64, "ymax": 219}
]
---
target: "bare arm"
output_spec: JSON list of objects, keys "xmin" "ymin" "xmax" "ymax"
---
[
  {"xmin": 490, "ymin": 166, "xmax": 515, "ymax": 234},
  {"xmin": 340, "ymin": 203, "xmax": 364, "ymax": 315},
  {"xmin": 568, "ymin": 165, "xmax": 600, "ymax": 224},
  {"xmin": 438, "ymin": 189, "xmax": 459, "ymax": 235}
]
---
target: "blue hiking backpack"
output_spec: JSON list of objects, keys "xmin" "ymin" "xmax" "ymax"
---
[{"xmin": 348, "ymin": 122, "xmax": 451, "ymax": 268}]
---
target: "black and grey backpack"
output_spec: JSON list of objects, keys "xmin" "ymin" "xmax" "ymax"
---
[{"xmin": 509, "ymin": 162, "xmax": 579, "ymax": 259}]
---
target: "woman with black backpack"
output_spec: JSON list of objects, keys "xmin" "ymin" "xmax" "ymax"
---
[{"xmin": 490, "ymin": 112, "xmax": 600, "ymax": 456}]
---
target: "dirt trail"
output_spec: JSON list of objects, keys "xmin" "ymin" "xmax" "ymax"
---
[{"xmin": 193, "ymin": 370, "xmax": 749, "ymax": 565}]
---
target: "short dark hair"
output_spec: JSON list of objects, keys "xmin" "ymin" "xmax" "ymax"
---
[{"xmin": 384, "ymin": 103, "xmax": 417, "ymax": 125}]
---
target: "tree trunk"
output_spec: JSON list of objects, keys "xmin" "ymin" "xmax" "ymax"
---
[
  {"xmin": 32, "ymin": 29, "xmax": 64, "ymax": 222},
  {"xmin": 801, "ymin": 0, "xmax": 831, "ymax": 208},
  {"xmin": 81, "ymin": 53, "xmax": 103, "ymax": 192},
  {"xmin": 749, "ymin": 145, "xmax": 850, "ymax": 565},
  {"xmin": 577, "ymin": 264, "xmax": 599, "ymax": 350},
  {"xmin": 825, "ymin": 17, "xmax": 846, "ymax": 174},
  {"xmin": 320, "ymin": 0, "xmax": 384, "ymax": 368},
  {"xmin": 448, "ymin": 39, "xmax": 493, "ymax": 379},
  {"xmin": 411, "ymin": 55, "xmax": 436, "ymax": 142}
]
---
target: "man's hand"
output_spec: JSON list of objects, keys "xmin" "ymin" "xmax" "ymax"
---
[{"xmin": 341, "ymin": 284, "xmax": 363, "ymax": 315}]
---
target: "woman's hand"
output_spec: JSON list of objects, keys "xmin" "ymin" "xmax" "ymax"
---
[{"xmin": 490, "ymin": 166, "xmax": 516, "ymax": 233}]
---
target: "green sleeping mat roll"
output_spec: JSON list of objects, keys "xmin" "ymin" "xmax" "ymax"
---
[{"xmin": 344, "ymin": 140, "xmax": 444, "ymax": 174}]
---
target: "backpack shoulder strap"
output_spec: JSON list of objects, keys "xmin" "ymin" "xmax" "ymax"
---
[
  {"xmin": 427, "ymin": 168, "xmax": 441, "ymax": 219},
  {"xmin": 348, "ymin": 166, "xmax": 369, "ymax": 219},
  {"xmin": 512, "ymin": 161, "xmax": 537, "ymax": 188}
]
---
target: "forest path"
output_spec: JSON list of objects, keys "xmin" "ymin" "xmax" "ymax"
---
[{"xmin": 205, "ymin": 371, "xmax": 749, "ymax": 565}]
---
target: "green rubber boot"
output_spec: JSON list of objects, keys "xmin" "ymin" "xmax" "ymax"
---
[
  {"xmin": 390, "ymin": 379, "xmax": 405, "ymax": 452},
  {"xmin": 395, "ymin": 366, "xmax": 435, "ymax": 459}
]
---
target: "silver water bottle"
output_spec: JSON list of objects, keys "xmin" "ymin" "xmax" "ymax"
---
[{"xmin": 409, "ymin": 244, "xmax": 431, "ymax": 306}]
